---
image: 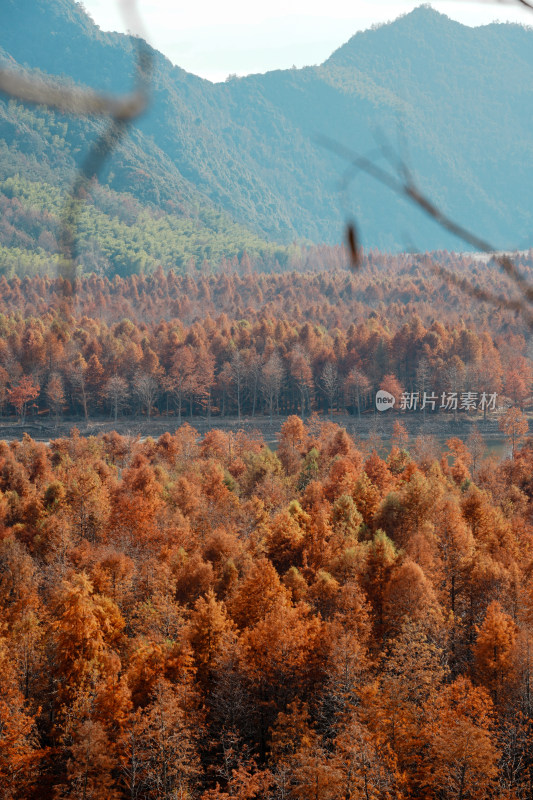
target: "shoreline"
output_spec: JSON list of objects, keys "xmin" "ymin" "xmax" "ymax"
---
[{"xmin": 0, "ymin": 412, "xmax": 512, "ymax": 448}]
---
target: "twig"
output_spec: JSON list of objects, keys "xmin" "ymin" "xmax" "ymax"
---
[
  {"xmin": 318, "ymin": 132, "xmax": 533, "ymax": 324},
  {"xmin": 0, "ymin": 69, "xmax": 148, "ymax": 119},
  {"xmin": 0, "ymin": 0, "xmax": 153, "ymax": 303}
]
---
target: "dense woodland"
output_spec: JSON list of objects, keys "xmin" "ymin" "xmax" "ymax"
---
[
  {"xmin": 0, "ymin": 169, "xmax": 293, "ymax": 278},
  {"xmin": 5, "ymin": 4, "xmax": 533, "ymax": 798},
  {"xmin": 0, "ymin": 257, "xmax": 531, "ymax": 424},
  {"xmin": 4, "ymin": 3, "xmax": 533, "ymax": 250},
  {"xmin": 1, "ymin": 417, "xmax": 533, "ymax": 798},
  {"xmin": 5, "ymin": 3, "xmax": 533, "ymax": 797}
]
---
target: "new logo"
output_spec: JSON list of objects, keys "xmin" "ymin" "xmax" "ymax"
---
[{"xmin": 375, "ymin": 390, "xmax": 395, "ymax": 411}]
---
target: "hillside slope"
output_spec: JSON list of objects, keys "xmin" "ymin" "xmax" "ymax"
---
[{"xmin": 1, "ymin": 1, "xmax": 533, "ymax": 253}]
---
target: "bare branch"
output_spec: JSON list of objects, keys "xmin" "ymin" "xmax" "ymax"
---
[
  {"xmin": 318, "ymin": 129, "xmax": 533, "ymax": 324},
  {"xmin": 0, "ymin": 69, "xmax": 148, "ymax": 119},
  {"xmin": 514, "ymin": 0, "xmax": 533, "ymax": 11},
  {"xmin": 421, "ymin": 255, "xmax": 533, "ymax": 328},
  {"xmin": 0, "ymin": 0, "xmax": 153, "ymax": 303},
  {"xmin": 319, "ymin": 0, "xmax": 533, "ymax": 316}
]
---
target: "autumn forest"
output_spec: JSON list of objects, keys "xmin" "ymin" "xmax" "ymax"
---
[
  {"xmin": 0, "ymin": 241, "xmax": 531, "ymax": 799},
  {"xmin": 0, "ymin": 250, "xmax": 531, "ymax": 426},
  {"xmin": 4, "ymin": 1, "xmax": 533, "ymax": 797},
  {"xmin": 2, "ymin": 406, "xmax": 533, "ymax": 799}
]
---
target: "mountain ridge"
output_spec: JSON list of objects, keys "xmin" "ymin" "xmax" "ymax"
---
[{"xmin": 1, "ymin": 1, "xmax": 533, "ymax": 255}]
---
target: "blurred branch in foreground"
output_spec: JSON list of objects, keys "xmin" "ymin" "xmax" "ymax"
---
[
  {"xmin": 321, "ymin": 0, "xmax": 533, "ymax": 327},
  {"xmin": 0, "ymin": 0, "xmax": 152, "ymax": 305},
  {"xmin": 318, "ymin": 132, "xmax": 533, "ymax": 329}
]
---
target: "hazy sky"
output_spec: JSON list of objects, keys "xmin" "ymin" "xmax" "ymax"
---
[{"xmin": 82, "ymin": 1, "xmax": 533, "ymax": 82}]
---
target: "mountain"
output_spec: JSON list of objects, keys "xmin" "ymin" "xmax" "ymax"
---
[{"xmin": 1, "ymin": 0, "xmax": 533, "ymax": 262}]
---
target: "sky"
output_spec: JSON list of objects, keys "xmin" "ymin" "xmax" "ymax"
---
[{"xmin": 82, "ymin": 1, "xmax": 533, "ymax": 82}]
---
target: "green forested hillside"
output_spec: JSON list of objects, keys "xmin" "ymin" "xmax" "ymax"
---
[
  {"xmin": 0, "ymin": 99, "xmax": 291, "ymax": 277},
  {"xmin": 1, "ymin": 1, "xmax": 533, "ymax": 259}
]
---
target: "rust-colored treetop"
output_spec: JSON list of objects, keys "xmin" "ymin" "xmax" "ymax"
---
[{"xmin": 0, "ymin": 419, "xmax": 532, "ymax": 798}]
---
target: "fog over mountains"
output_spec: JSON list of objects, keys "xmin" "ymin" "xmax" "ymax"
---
[{"xmin": 2, "ymin": 0, "xmax": 533, "ymax": 253}]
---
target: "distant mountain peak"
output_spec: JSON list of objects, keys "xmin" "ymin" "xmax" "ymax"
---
[
  {"xmin": 3, "ymin": 0, "xmax": 99, "ymax": 39},
  {"xmin": 398, "ymin": 4, "xmax": 450, "ymax": 21},
  {"xmin": 1, "ymin": 0, "xmax": 533, "ymax": 252},
  {"xmin": 325, "ymin": 5, "xmax": 459, "ymax": 67},
  {"xmin": 391, "ymin": 3, "xmax": 461, "ymax": 30}
]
